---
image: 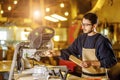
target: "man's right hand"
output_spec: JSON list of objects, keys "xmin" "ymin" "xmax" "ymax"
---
[{"xmin": 44, "ymin": 50, "xmax": 61, "ymax": 57}]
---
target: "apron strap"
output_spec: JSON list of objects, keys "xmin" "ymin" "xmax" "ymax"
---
[
  {"xmin": 93, "ymin": 34, "xmax": 101, "ymax": 48},
  {"xmin": 82, "ymin": 33, "xmax": 87, "ymax": 47}
]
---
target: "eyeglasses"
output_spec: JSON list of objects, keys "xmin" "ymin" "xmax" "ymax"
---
[{"xmin": 81, "ymin": 23, "xmax": 92, "ymax": 27}]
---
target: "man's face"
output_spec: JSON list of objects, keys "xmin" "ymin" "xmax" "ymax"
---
[{"xmin": 81, "ymin": 18, "xmax": 94, "ymax": 33}]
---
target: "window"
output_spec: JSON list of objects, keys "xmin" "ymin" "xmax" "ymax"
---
[{"xmin": 0, "ymin": 31, "xmax": 7, "ymax": 40}]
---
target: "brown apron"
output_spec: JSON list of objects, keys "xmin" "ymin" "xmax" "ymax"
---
[
  {"xmin": 81, "ymin": 34, "xmax": 107, "ymax": 78},
  {"xmin": 82, "ymin": 48, "xmax": 106, "ymax": 78}
]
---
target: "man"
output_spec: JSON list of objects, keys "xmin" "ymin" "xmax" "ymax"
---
[{"xmin": 46, "ymin": 13, "xmax": 117, "ymax": 78}]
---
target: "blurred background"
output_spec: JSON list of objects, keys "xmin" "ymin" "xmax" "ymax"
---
[
  {"xmin": 0, "ymin": 0, "xmax": 120, "ymax": 80},
  {"xmin": 0, "ymin": 0, "xmax": 120, "ymax": 64}
]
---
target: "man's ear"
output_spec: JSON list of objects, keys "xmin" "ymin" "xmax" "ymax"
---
[
  {"xmin": 93, "ymin": 24, "xmax": 97, "ymax": 29},
  {"xmin": 92, "ymin": 24, "xmax": 97, "ymax": 31}
]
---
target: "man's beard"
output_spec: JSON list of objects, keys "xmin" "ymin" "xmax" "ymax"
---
[{"xmin": 83, "ymin": 29, "xmax": 93, "ymax": 34}]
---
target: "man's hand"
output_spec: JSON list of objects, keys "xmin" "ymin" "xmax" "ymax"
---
[
  {"xmin": 44, "ymin": 50, "xmax": 61, "ymax": 57},
  {"xmin": 80, "ymin": 60, "xmax": 101, "ymax": 68},
  {"xmin": 80, "ymin": 61, "xmax": 91, "ymax": 68}
]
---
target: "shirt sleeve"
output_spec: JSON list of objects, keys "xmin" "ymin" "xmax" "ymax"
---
[
  {"xmin": 97, "ymin": 38, "xmax": 117, "ymax": 68},
  {"xmin": 60, "ymin": 35, "xmax": 83, "ymax": 60}
]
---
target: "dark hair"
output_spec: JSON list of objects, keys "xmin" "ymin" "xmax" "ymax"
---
[{"xmin": 83, "ymin": 13, "xmax": 98, "ymax": 24}]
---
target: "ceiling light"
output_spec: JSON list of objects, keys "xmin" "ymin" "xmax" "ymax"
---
[
  {"xmin": 46, "ymin": 8, "xmax": 50, "ymax": 12},
  {"xmin": 14, "ymin": 0, "xmax": 18, "ymax": 4},
  {"xmin": 8, "ymin": 6, "xmax": 12, "ymax": 11},
  {"xmin": 64, "ymin": 12, "xmax": 69, "ymax": 16},
  {"xmin": 60, "ymin": 3, "xmax": 64, "ymax": 8},
  {"xmin": 44, "ymin": 16, "xmax": 59, "ymax": 22},
  {"xmin": 0, "ymin": 10, "xmax": 4, "ymax": 14},
  {"xmin": 51, "ymin": 14, "xmax": 67, "ymax": 21},
  {"xmin": 33, "ymin": 10, "xmax": 41, "ymax": 19}
]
